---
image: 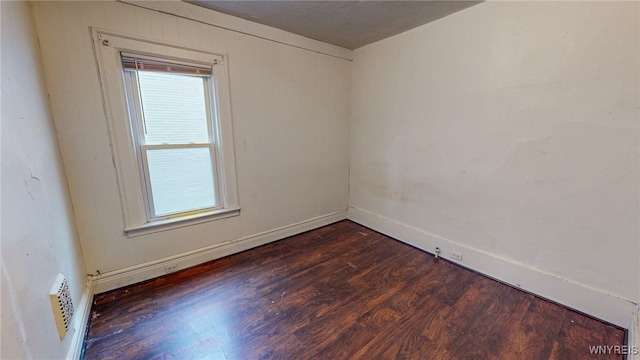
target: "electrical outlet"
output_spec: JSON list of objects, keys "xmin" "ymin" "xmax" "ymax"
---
[
  {"xmin": 452, "ymin": 252, "xmax": 463, "ymax": 261},
  {"xmin": 165, "ymin": 264, "xmax": 178, "ymax": 273}
]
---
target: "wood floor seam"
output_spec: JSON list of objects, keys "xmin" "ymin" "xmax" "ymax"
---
[{"xmin": 82, "ymin": 220, "xmax": 626, "ymax": 360}]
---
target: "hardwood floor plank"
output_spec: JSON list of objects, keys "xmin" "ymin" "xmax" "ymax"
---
[{"xmin": 83, "ymin": 221, "xmax": 626, "ymax": 359}]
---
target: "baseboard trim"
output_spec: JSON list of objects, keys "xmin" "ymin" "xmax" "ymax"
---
[
  {"xmin": 66, "ymin": 279, "xmax": 94, "ymax": 360},
  {"xmin": 630, "ymin": 308, "xmax": 640, "ymax": 359},
  {"xmin": 348, "ymin": 206, "xmax": 636, "ymax": 328},
  {"xmin": 92, "ymin": 211, "xmax": 347, "ymax": 294}
]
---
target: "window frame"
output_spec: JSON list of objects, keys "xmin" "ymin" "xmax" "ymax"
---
[
  {"xmin": 122, "ymin": 67, "xmax": 222, "ymax": 220},
  {"xmin": 93, "ymin": 29, "xmax": 240, "ymax": 237}
]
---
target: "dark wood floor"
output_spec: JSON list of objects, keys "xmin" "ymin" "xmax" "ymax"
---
[{"xmin": 83, "ymin": 221, "xmax": 625, "ymax": 359}]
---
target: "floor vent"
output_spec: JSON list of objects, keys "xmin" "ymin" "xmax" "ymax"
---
[{"xmin": 49, "ymin": 273, "xmax": 74, "ymax": 339}]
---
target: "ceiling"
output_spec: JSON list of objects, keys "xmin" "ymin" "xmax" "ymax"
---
[{"xmin": 187, "ymin": 1, "xmax": 481, "ymax": 50}]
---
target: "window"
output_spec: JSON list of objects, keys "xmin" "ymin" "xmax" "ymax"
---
[
  {"xmin": 122, "ymin": 56, "xmax": 220, "ymax": 218},
  {"xmin": 94, "ymin": 31, "xmax": 239, "ymax": 236}
]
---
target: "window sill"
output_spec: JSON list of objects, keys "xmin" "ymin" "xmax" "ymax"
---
[{"xmin": 124, "ymin": 207, "xmax": 240, "ymax": 238}]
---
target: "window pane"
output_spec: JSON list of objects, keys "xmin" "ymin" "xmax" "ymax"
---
[
  {"xmin": 137, "ymin": 72, "xmax": 210, "ymax": 144},
  {"xmin": 146, "ymin": 147, "xmax": 216, "ymax": 216}
]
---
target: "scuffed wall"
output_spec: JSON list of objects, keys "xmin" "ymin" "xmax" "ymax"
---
[
  {"xmin": 1, "ymin": 2, "xmax": 87, "ymax": 358},
  {"xmin": 31, "ymin": 1, "xmax": 351, "ymax": 278},
  {"xmin": 350, "ymin": 1, "xmax": 639, "ymax": 325}
]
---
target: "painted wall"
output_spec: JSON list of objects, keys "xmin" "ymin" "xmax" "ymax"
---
[
  {"xmin": 349, "ymin": 1, "xmax": 639, "ymax": 326},
  {"xmin": 21, "ymin": 0, "xmax": 637, "ymax": 330},
  {"xmin": 31, "ymin": 1, "xmax": 351, "ymax": 283},
  {"xmin": 1, "ymin": 1, "xmax": 87, "ymax": 358}
]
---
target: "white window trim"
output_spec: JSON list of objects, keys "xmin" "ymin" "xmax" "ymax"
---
[
  {"xmin": 123, "ymin": 207, "xmax": 240, "ymax": 238},
  {"xmin": 92, "ymin": 29, "xmax": 240, "ymax": 237}
]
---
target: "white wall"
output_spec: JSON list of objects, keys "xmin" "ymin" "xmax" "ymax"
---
[
  {"xmin": 1, "ymin": 2, "xmax": 88, "ymax": 358},
  {"xmin": 22, "ymin": 0, "xmax": 637, "ymax": 331},
  {"xmin": 349, "ymin": 1, "xmax": 639, "ymax": 327},
  {"xmin": 31, "ymin": 1, "xmax": 351, "ymax": 289}
]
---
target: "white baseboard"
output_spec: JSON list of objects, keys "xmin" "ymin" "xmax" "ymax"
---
[
  {"xmin": 92, "ymin": 211, "xmax": 347, "ymax": 294},
  {"xmin": 66, "ymin": 279, "xmax": 94, "ymax": 360},
  {"xmin": 630, "ymin": 308, "xmax": 640, "ymax": 359},
  {"xmin": 348, "ymin": 206, "xmax": 636, "ymax": 328}
]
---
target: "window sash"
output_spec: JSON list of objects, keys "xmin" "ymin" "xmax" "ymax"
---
[
  {"xmin": 140, "ymin": 143, "xmax": 221, "ymax": 219},
  {"xmin": 121, "ymin": 53, "xmax": 212, "ymax": 76},
  {"xmin": 123, "ymin": 68, "xmax": 216, "ymax": 146},
  {"xmin": 123, "ymin": 61, "xmax": 221, "ymax": 221}
]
